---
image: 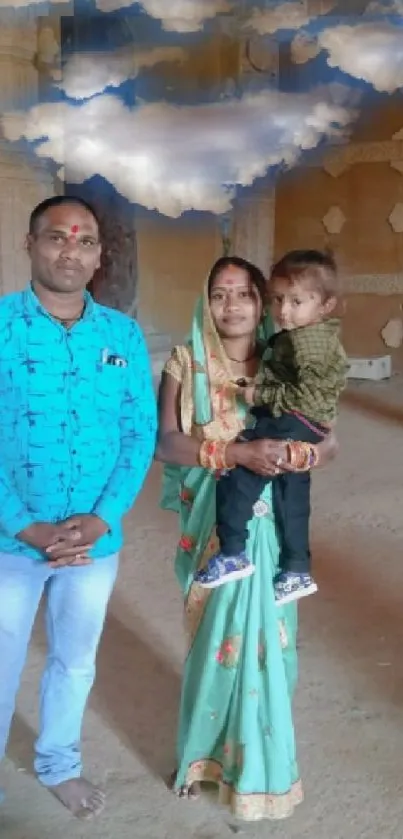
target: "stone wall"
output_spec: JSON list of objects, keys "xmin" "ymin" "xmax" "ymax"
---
[{"xmin": 275, "ymin": 99, "xmax": 403, "ymax": 369}]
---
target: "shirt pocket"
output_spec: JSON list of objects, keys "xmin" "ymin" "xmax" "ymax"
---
[{"xmin": 96, "ymin": 364, "xmax": 127, "ymax": 417}]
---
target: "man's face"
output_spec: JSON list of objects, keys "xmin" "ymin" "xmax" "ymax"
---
[{"xmin": 26, "ymin": 203, "xmax": 102, "ymax": 294}]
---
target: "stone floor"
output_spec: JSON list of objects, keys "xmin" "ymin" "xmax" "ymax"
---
[{"xmin": 2, "ymin": 376, "xmax": 403, "ymax": 839}]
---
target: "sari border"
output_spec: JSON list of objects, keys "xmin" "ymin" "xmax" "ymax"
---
[{"xmin": 183, "ymin": 759, "xmax": 303, "ymax": 821}]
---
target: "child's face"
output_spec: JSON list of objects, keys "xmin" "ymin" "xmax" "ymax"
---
[{"xmin": 268, "ymin": 275, "xmax": 335, "ymax": 331}]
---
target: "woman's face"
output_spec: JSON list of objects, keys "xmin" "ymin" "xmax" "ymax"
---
[{"xmin": 209, "ymin": 265, "xmax": 262, "ymax": 339}]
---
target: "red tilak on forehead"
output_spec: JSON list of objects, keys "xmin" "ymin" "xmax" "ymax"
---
[{"xmin": 70, "ymin": 225, "xmax": 79, "ymax": 234}]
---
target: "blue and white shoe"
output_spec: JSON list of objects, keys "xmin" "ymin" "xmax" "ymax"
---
[
  {"xmin": 195, "ymin": 552, "xmax": 255, "ymax": 589},
  {"xmin": 274, "ymin": 572, "xmax": 318, "ymax": 606}
]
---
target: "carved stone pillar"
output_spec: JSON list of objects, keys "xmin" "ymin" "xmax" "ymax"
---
[
  {"xmin": 0, "ymin": 143, "xmax": 55, "ymax": 295},
  {"xmin": 61, "ymin": 15, "xmax": 139, "ymax": 315},
  {"xmin": 63, "ymin": 180, "xmax": 138, "ymax": 314},
  {"xmin": 0, "ymin": 21, "xmax": 56, "ymax": 296},
  {"xmin": 231, "ymin": 32, "xmax": 278, "ymax": 276},
  {"xmin": 232, "ymin": 189, "xmax": 276, "ymax": 277},
  {"xmin": 0, "ymin": 21, "xmax": 39, "ymax": 109}
]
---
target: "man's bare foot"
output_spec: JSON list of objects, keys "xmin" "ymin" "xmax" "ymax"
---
[
  {"xmin": 48, "ymin": 778, "xmax": 105, "ymax": 819},
  {"xmin": 169, "ymin": 770, "xmax": 201, "ymax": 800}
]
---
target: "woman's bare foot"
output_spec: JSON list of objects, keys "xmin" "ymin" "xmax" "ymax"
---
[
  {"xmin": 169, "ymin": 770, "xmax": 201, "ymax": 800},
  {"xmin": 48, "ymin": 777, "xmax": 105, "ymax": 819}
]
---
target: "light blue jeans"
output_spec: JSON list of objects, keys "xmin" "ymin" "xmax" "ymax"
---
[{"xmin": 0, "ymin": 551, "xmax": 118, "ymax": 787}]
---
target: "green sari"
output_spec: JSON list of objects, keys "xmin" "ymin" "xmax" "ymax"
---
[{"xmin": 160, "ymin": 284, "xmax": 302, "ymax": 822}]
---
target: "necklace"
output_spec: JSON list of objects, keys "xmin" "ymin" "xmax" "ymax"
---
[
  {"xmin": 226, "ymin": 351, "xmax": 257, "ymax": 363},
  {"xmin": 52, "ymin": 307, "xmax": 84, "ymax": 328}
]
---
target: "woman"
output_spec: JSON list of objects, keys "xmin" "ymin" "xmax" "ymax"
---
[{"xmin": 156, "ymin": 256, "xmax": 336, "ymax": 822}]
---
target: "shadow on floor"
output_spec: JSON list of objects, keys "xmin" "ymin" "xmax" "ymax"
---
[
  {"xmin": 342, "ymin": 387, "xmax": 403, "ymax": 426},
  {"xmin": 91, "ymin": 598, "xmax": 181, "ymax": 780},
  {"xmin": 308, "ymin": 526, "xmax": 403, "ymax": 711},
  {"xmin": 8, "ymin": 715, "xmax": 36, "ymax": 773}
]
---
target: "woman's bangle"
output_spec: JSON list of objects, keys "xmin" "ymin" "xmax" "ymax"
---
[
  {"xmin": 287, "ymin": 441, "xmax": 319, "ymax": 472},
  {"xmin": 198, "ymin": 439, "xmax": 233, "ymax": 472}
]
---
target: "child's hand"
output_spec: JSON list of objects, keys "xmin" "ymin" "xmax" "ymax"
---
[{"xmin": 243, "ymin": 385, "xmax": 256, "ymax": 406}]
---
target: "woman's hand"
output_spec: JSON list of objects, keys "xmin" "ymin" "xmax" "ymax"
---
[
  {"xmin": 280, "ymin": 430, "xmax": 339, "ymax": 472},
  {"xmin": 226, "ymin": 429, "xmax": 338, "ymax": 477},
  {"xmin": 227, "ymin": 439, "xmax": 289, "ymax": 477}
]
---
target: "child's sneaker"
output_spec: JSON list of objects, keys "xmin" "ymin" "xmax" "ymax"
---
[
  {"xmin": 274, "ymin": 571, "xmax": 318, "ymax": 605},
  {"xmin": 195, "ymin": 552, "xmax": 255, "ymax": 589}
]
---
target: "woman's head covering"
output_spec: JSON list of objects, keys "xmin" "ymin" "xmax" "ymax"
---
[{"xmin": 190, "ymin": 271, "xmax": 274, "ymax": 427}]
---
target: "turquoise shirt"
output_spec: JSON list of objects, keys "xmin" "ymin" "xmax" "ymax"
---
[{"xmin": 0, "ymin": 286, "xmax": 157, "ymax": 560}]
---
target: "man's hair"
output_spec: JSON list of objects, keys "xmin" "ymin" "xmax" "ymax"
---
[
  {"xmin": 29, "ymin": 195, "xmax": 100, "ymax": 236},
  {"xmin": 270, "ymin": 249, "xmax": 340, "ymax": 301},
  {"xmin": 207, "ymin": 255, "xmax": 267, "ymax": 305}
]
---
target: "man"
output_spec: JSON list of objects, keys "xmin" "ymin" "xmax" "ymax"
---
[{"xmin": 0, "ymin": 196, "xmax": 157, "ymax": 818}]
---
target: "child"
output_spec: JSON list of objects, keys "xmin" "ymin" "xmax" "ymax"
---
[{"xmin": 194, "ymin": 249, "xmax": 348, "ymax": 605}]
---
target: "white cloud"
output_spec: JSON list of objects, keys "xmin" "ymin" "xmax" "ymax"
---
[
  {"xmin": 0, "ymin": 0, "xmax": 225, "ymax": 16},
  {"xmin": 0, "ymin": 0, "xmax": 66, "ymax": 7},
  {"xmin": 95, "ymin": 0, "xmax": 231, "ymax": 30},
  {"xmin": 2, "ymin": 86, "xmax": 356, "ymax": 218},
  {"xmin": 58, "ymin": 46, "xmax": 187, "ymax": 100},
  {"xmin": 319, "ymin": 22, "xmax": 403, "ymax": 93},
  {"xmin": 245, "ymin": 0, "xmax": 335, "ymax": 35},
  {"xmin": 365, "ymin": 0, "xmax": 403, "ymax": 13}
]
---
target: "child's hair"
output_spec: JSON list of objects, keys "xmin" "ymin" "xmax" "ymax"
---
[{"xmin": 270, "ymin": 248, "xmax": 340, "ymax": 301}]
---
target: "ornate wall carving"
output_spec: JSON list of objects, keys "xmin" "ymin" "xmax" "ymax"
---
[
  {"xmin": 343, "ymin": 273, "xmax": 403, "ymax": 295},
  {"xmin": 320, "ymin": 140, "xmax": 403, "ymax": 178}
]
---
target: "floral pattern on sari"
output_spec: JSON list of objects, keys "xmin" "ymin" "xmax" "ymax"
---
[
  {"xmin": 258, "ymin": 630, "xmax": 267, "ymax": 671},
  {"xmin": 216, "ymin": 635, "xmax": 242, "ymax": 668},
  {"xmin": 222, "ymin": 740, "xmax": 245, "ymax": 776},
  {"xmin": 179, "ymin": 485, "xmax": 194, "ymax": 506}
]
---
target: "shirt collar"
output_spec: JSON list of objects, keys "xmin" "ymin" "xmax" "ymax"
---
[{"xmin": 23, "ymin": 284, "xmax": 96, "ymax": 322}]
